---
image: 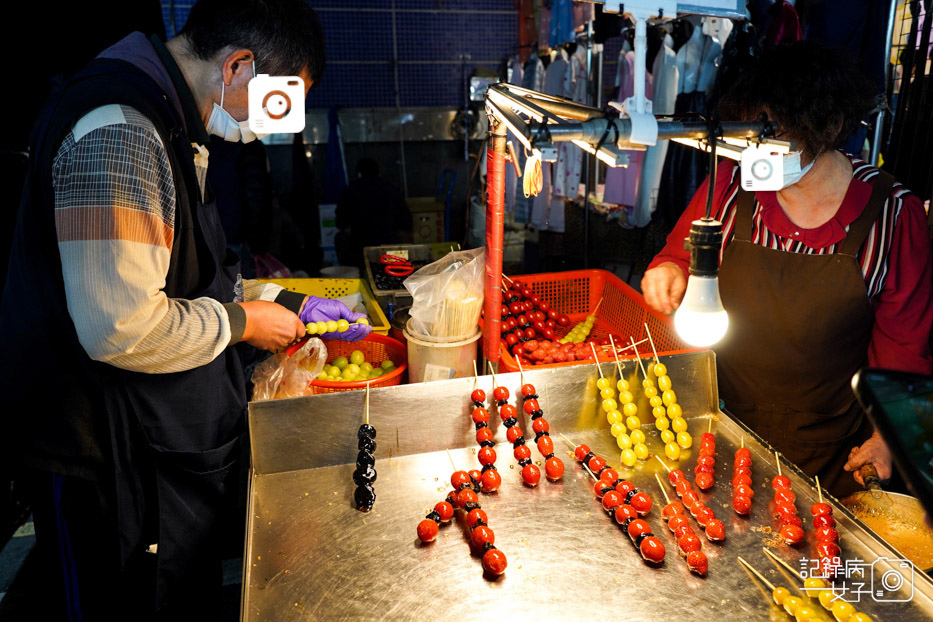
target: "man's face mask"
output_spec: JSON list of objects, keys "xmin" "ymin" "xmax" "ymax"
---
[{"xmin": 205, "ymin": 61, "xmax": 267, "ymax": 143}]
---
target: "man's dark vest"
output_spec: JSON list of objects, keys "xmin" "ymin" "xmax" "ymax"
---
[{"xmin": 0, "ymin": 55, "xmax": 247, "ymax": 609}]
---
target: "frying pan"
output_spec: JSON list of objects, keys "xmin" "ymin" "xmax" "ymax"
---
[{"xmin": 841, "ymin": 465, "xmax": 933, "ymax": 571}]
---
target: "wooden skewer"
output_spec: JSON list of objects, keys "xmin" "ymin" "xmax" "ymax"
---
[
  {"xmin": 741, "ymin": 436, "xmax": 745, "ymax": 449},
  {"xmin": 762, "ymin": 547, "xmax": 799, "ymax": 579},
  {"xmin": 644, "ymin": 322, "xmax": 661, "ymax": 364},
  {"xmin": 655, "ymin": 473, "xmax": 672, "ymax": 504},
  {"xmin": 516, "ymin": 356, "xmax": 525, "ymax": 385},
  {"xmin": 608, "ymin": 334, "xmax": 624, "ymax": 378},
  {"xmin": 592, "ymin": 298, "xmax": 603, "ymax": 316},
  {"xmin": 816, "ymin": 476, "xmax": 823, "ymax": 505},
  {"xmin": 487, "ymin": 360, "xmax": 497, "ymax": 387},
  {"xmin": 589, "ymin": 343, "xmax": 604, "ymax": 378},
  {"xmin": 708, "ymin": 418, "xmax": 712, "ymax": 434},
  {"xmin": 630, "ymin": 338, "xmax": 648, "ymax": 377},
  {"xmin": 446, "ymin": 448, "xmax": 458, "ymax": 471},
  {"xmin": 775, "ymin": 451, "xmax": 783, "ymax": 477},
  {"xmin": 559, "ymin": 433, "xmax": 576, "ymax": 450},
  {"xmin": 502, "ymin": 273, "xmax": 514, "ymax": 286},
  {"xmin": 365, "ymin": 383, "xmax": 370, "ymax": 425},
  {"xmin": 655, "ymin": 455, "xmax": 671, "ymax": 473},
  {"xmin": 473, "ymin": 359, "xmax": 479, "ymax": 390},
  {"xmin": 602, "ymin": 337, "xmax": 650, "ymax": 356},
  {"xmin": 737, "ymin": 556, "xmax": 777, "ymax": 592}
]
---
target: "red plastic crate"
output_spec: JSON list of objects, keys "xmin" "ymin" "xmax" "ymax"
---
[{"xmin": 490, "ymin": 269, "xmax": 704, "ymax": 372}]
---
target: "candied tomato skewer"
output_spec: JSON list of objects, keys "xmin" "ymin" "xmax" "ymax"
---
[
  {"xmin": 733, "ymin": 438, "xmax": 753, "ymax": 516},
  {"xmin": 812, "ymin": 476, "xmax": 839, "ymax": 577},
  {"xmin": 469, "ymin": 372, "xmax": 502, "ymax": 493},
  {"xmin": 562, "ymin": 435, "xmax": 664, "ymax": 564},
  {"xmin": 693, "ymin": 418, "xmax": 716, "ymax": 491},
  {"xmin": 417, "ymin": 455, "xmax": 508, "ymax": 577},
  {"xmin": 657, "ymin": 456, "xmax": 725, "ymax": 545},
  {"xmin": 655, "ymin": 472, "xmax": 707, "ymax": 575},
  {"xmin": 515, "ymin": 359, "xmax": 564, "ymax": 481},
  {"xmin": 772, "ymin": 452, "xmax": 804, "ymax": 546},
  {"xmin": 488, "ymin": 362, "xmax": 539, "ymax": 486}
]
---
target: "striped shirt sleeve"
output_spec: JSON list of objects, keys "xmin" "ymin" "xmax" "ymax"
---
[{"xmin": 53, "ymin": 104, "xmax": 231, "ymax": 373}]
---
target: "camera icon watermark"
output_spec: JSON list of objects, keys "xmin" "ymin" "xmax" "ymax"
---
[
  {"xmin": 871, "ymin": 557, "xmax": 914, "ymax": 603},
  {"xmin": 248, "ymin": 74, "xmax": 306, "ymax": 134}
]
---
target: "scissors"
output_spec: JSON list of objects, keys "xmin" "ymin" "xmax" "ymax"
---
[{"xmin": 380, "ymin": 254, "xmax": 414, "ymax": 277}]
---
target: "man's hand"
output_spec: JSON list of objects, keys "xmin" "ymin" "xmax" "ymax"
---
[
  {"xmin": 641, "ymin": 262, "xmax": 687, "ymax": 315},
  {"xmin": 843, "ymin": 431, "xmax": 893, "ymax": 486},
  {"xmin": 239, "ymin": 301, "xmax": 306, "ymax": 351}
]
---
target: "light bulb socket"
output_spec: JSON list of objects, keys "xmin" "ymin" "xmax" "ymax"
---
[{"xmin": 684, "ymin": 218, "xmax": 723, "ymax": 277}]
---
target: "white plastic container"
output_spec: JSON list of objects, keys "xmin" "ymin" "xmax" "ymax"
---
[{"xmin": 403, "ymin": 321, "xmax": 481, "ymax": 383}]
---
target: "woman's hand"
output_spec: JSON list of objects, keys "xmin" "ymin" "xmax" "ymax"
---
[
  {"xmin": 641, "ymin": 262, "xmax": 687, "ymax": 315},
  {"xmin": 843, "ymin": 431, "xmax": 893, "ymax": 486}
]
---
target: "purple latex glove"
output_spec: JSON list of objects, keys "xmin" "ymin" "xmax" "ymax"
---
[{"xmin": 299, "ymin": 296, "xmax": 372, "ymax": 341}]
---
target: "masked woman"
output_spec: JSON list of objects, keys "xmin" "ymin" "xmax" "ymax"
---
[{"xmin": 641, "ymin": 41, "xmax": 933, "ymax": 498}]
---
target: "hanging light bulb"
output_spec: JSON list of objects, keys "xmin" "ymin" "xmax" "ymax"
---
[{"xmin": 674, "ymin": 218, "xmax": 729, "ymax": 347}]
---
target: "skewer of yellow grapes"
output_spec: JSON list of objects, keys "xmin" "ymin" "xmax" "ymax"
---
[
  {"xmin": 737, "ymin": 556, "xmax": 817, "ymax": 621},
  {"xmin": 305, "ymin": 317, "xmax": 369, "ymax": 335},
  {"xmin": 644, "ymin": 324, "xmax": 693, "ymax": 457},
  {"xmin": 592, "ymin": 341, "xmax": 646, "ymax": 468},
  {"xmin": 630, "ymin": 337, "xmax": 678, "ymax": 461},
  {"xmin": 762, "ymin": 548, "xmax": 874, "ymax": 622},
  {"xmin": 608, "ymin": 336, "xmax": 650, "ymax": 466}
]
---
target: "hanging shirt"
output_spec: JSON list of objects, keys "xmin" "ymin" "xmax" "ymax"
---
[
  {"xmin": 573, "ymin": 1, "xmax": 595, "ymax": 29},
  {"xmin": 514, "ymin": 54, "xmax": 546, "ymax": 224},
  {"xmin": 696, "ymin": 17, "xmax": 732, "ymax": 93},
  {"xmin": 763, "ymin": 0, "xmax": 803, "ymax": 49},
  {"xmin": 531, "ymin": 48, "xmax": 569, "ymax": 232},
  {"xmin": 632, "ymin": 34, "xmax": 679, "ymax": 227},
  {"xmin": 603, "ymin": 50, "xmax": 651, "ymax": 210},
  {"xmin": 553, "ymin": 46, "xmax": 587, "ymax": 201},
  {"xmin": 549, "ymin": 0, "xmax": 575, "ymax": 48},
  {"xmin": 676, "ymin": 22, "xmax": 705, "ymax": 95},
  {"xmin": 648, "ymin": 156, "xmax": 933, "ymax": 373},
  {"xmin": 505, "ymin": 55, "xmax": 524, "ymax": 214}
]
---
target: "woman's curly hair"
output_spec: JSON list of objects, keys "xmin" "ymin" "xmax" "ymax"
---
[{"xmin": 716, "ymin": 40, "xmax": 878, "ymax": 160}]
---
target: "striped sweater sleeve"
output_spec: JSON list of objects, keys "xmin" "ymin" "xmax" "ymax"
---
[{"xmin": 53, "ymin": 104, "xmax": 231, "ymax": 373}]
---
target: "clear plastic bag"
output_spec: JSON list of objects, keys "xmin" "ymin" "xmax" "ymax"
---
[
  {"xmin": 404, "ymin": 247, "xmax": 485, "ymax": 339},
  {"xmin": 250, "ymin": 337, "xmax": 328, "ymax": 401}
]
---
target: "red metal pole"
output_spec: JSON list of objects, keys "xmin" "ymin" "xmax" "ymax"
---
[{"xmin": 483, "ymin": 122, "xmax": 507, "ymax": 367}]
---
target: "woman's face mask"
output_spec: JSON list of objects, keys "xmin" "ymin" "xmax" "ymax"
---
[{"xmin": 779, "ymin": 151, "xmax": 815, "ymax": 189}]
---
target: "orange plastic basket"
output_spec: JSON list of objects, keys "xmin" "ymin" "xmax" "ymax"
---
[
  {"xmin": 310, "ymin": 334, "xmax": 408, "ymax": 394},
  {"xmin": 491, "ymin": 269, "xmax": 704, "ymax": 372}
]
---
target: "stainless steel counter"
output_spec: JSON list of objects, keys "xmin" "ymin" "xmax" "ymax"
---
[{"xmin": 243, "ymin": 351, "xmax": 933, "ymax": 621}]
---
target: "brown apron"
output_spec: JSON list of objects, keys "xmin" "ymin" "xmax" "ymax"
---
[{"xmin": 716, "ymin": 172, "xmax": 894, "ymax": 499}]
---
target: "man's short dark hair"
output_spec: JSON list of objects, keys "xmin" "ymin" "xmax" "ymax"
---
[
  {"xmin": 717, "ymin": 40, "xmax": 876, "ymax": 160},
  {"xmin": 179, "ymin": 0, "xmax": 325, "ymax": 84},
  {"xmin": 356, "ymin": 158, "xmax": 379, "ymax": 179}
]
